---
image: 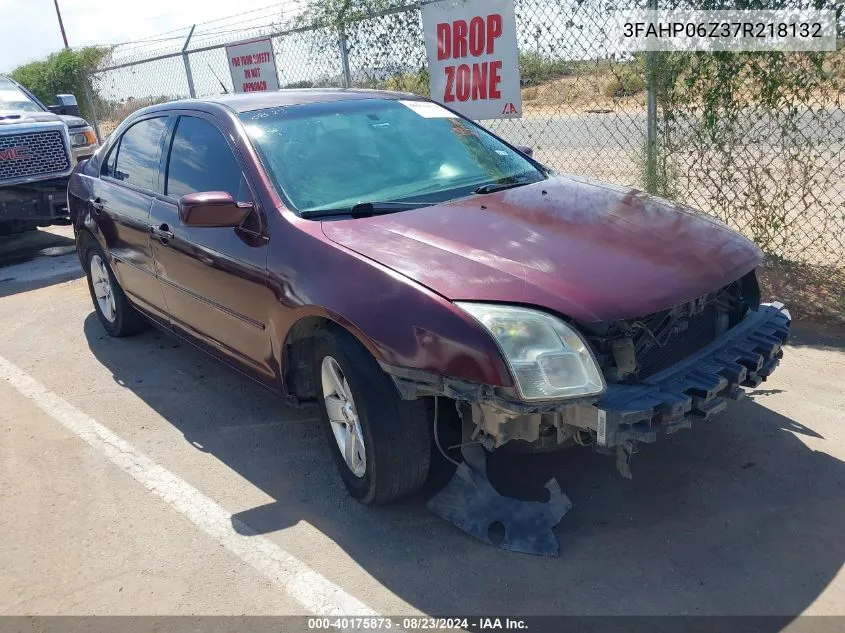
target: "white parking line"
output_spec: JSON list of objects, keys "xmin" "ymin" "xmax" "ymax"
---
[{"xmin": 0, "ymin": 353, "xmax": 377, "ymax": 617}]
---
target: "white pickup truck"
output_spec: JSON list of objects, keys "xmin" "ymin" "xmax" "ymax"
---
[{"xmin": 0, "ymin": 75, "xmax": 99, "ymax": 235}]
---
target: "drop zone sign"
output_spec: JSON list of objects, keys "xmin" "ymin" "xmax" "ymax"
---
[
  {"xmin": 422, "ymin": 0, "xmax": 522, "ymax": 119},
  {"xmin": 226, "ymin": 38, "xmax": 280, "ymax": 93}
]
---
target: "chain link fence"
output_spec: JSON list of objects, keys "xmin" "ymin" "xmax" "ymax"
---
[{"xmin": 85, "ymin": 0, "xmax": 844, "ymax": 286}]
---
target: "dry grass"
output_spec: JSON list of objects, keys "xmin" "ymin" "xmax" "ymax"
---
[
  {"xmin": 521, "ymin": 73, "xmax": 645, "ymax": 113},
  {"xmin": 759, "ymin": 257, "xmax": 845, "ymax": 326}
]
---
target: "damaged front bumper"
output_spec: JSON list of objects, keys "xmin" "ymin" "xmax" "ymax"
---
[
  {"xmin": 388, "ymin": 302, "xmax": 789, "ymax": 555},
  {"xmin": 386, "ymin": 302, "xmax": 790, "ymax": 454},
  {"xmin": 0, "ymin": 178, "xmax": 71, "ymax": 222},
  {"xmin": 592, "ymin": 301, "xmax": 790, "ymax": 449}
]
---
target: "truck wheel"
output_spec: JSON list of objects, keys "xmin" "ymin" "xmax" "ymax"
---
[
  {"xmin": 313, "ymin": 327, "xmax": 431, "ymax": 505},
  {"xmin": 84, "ymin": 242, "xmax": 147, "ymax": 337}
]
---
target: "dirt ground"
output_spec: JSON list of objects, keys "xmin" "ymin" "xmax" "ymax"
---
[{"xmin": 0, "ymin": 228, "xmax": 844, "ymax": 621}]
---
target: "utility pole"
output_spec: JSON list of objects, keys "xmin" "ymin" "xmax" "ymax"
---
[{"xmin": 53, "ymin": 0, "xmax": 69, "ymax": 49}]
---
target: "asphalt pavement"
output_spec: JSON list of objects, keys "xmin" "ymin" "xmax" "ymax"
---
[{"xmin": 1, "ymin": 228, "xmax": 844, "ymax": 620}]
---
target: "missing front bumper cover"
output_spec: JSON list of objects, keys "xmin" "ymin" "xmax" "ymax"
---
[
  {"xmin": 593, "ymin": 302, "xmax": 790, "ymax": 449},
  {"xmin": 417, "ymin": 304, "xmax": 789, "ymax": 556}
]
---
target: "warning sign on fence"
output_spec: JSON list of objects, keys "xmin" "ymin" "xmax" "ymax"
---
[
  {"xmin": 421, "ymin": 0, "xmax": 522, "ymax": 120},
  {"xmin": 225, "ymin": 38, "xmax": 280, "ymax": 93}
]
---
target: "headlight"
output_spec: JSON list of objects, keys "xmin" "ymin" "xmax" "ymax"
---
[
  {"xmin": 70, "ymin": 127, "xmax": 98, "ymax": 148},
  {"xmin": 456, "ymin": 303, "xmax": 605, "ymax": 401}
]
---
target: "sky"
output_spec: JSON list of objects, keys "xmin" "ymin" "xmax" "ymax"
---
[{"xmin": 0, "ymin": 0, "xmax": 297, "ymax": 72}]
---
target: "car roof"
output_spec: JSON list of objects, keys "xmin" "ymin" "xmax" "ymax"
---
[{"xmin": 170, "ymin": 89, "xmax": 424, "ymax": 114}]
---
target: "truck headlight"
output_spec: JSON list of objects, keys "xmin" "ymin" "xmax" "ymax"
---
[
  {"xmin": 70, "ymin": 127, "xmax": 98, "ymax": 148},
  {"xmin": 456, "ymin": 303, "xmax": 605, "ymax": 401}
]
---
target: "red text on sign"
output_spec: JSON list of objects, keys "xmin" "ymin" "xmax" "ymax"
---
[
  {"xmin": 436, "ymin": 14, "xmax": 503, "ymax": 59},
  {"xmin": 231, "ymin": 52, "xmax": 272, "ymax": 67},
  {"xmin": 435, "ymin": 14, "xmax": 504, "ymax": 103},
  {"xmin": 444, "ymin": 61, "xmax": 502, "ymax": 103}
]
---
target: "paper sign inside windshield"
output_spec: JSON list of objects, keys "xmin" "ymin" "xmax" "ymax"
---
[{"xmin": 399, "ymin": 100, "xmax": 458, "ymax": 118}]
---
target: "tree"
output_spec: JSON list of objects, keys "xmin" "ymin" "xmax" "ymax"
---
[
  {"xmin": 295, "ymin": 0, "xmax": 409, "ymax": 30},
  {"xmin": 9, "ymin": 47, "xmax": 110, "ymax": 119}
]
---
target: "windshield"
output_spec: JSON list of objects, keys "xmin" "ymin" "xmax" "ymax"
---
[
  {"xmin": 0, "ymin": 78, "xmax": 42, "ymax": 113},
  {"xmin": 241, "ymin": 98, "xmax": 545, "ymax": 215}
]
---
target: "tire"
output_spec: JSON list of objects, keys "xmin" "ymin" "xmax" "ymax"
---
[
  {"xmin": 84, "ymin": 241, "xmax": 147, "ymax": 337},
  {"xmin": 313, "ymin": 326, "xmax": 431, "ymax": 505}
]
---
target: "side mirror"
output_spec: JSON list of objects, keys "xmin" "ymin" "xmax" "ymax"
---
[
  {"xmin": 514, "ymin": 144, "xmax": 534, "ymax": 157},
  {"xmin": 178, "ymin": 192, "xmax": 252, "ymax": 228},
  {"xmin": 48, "ymin": 94, "xmax": 81, "ymax": 117}
]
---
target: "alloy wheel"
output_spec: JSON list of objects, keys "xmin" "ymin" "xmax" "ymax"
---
[
  {"xmin": 321, "ymin": 355, "xmax": 367, "ymax": 477},
  {"xmin": 90, "ymin": 254, "xmax": 116, "ymax": 323}
]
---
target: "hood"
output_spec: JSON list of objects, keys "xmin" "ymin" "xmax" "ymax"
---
[
  {"xmin": 320, "ymin": 175, "xmax": 762, "ymax": 323},
  {"xmin": 0, "ymin": 110, "xmax": 87, "ymax": 128},
  {"xmin": 0, "ymin": 109, "xmax": 63, "ymax": 125},
  {"xmin": 59, "ymin": 114, "xmax": 89, "ymax": 128}
]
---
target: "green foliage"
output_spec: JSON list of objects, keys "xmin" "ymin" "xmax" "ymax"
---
[
  {"xmin": 657, "ymin": 49, "xmax": 843, "ymax": 255},
  {"xmin": 518, "ymin": 52, "xmax": 580, "ymax": 87},
  {"xmin": 384, "ymin": 69, "xmax": 430, "ymax": 96},
  {"xmin": 602, "ymin": 69, "xmax": 645, "ymax": 99},
  {"xmin": 9, "ymin": 47, "xmax": 110, "ymax": 120},
  {"xmin": 284, "ymin": 80, "xmax": 316, "ymax": 89},
  {"xmin": 295, "ymin": 0, "xmax": 408, "ymax": 30}
]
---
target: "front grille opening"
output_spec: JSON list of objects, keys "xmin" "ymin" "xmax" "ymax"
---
[
  {"xmin": 582, "ymin": 272, "xmax": 758, "ymax": 383},
  {"xmin": 634, "ymin": 305, "xmax": 721, "ymax": 378}
]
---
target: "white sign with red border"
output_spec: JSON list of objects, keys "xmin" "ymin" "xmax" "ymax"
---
[
  {"xmin": 421, "ymin": 0, "xmax": 522, "ymax": 120},
  {"xmin": 225, "ymin": 38, "xmax": 280, "ymax": 94}
]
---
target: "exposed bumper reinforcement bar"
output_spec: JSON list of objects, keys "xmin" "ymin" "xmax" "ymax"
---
[{"xmin": 595, "ymin": 302, "xmax": 791, "ymax": 449}]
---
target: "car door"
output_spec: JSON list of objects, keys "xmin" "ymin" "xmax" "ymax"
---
[
  {"xmin": 149, "ymin": 112, "xmax": 275, "ymax": 384},
  {"xmin": 93, "ymin": 115, "xmax": 170, "ymax": 320}
]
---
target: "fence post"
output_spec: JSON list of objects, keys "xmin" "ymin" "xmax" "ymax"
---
[
  {"xmin": 645, "ymin": 0, "xmax": 659, "ymax": 194},
  {"xmin": 82, "ymin": 74, "xmax": 102, "ymax": 142},
  {"xmin": 338, "ymin": 29, "xmax": 352, "ymax": 88},
  {"xmin": 182, "ymin": 25, "xmax": 197, "ymax": 98}
]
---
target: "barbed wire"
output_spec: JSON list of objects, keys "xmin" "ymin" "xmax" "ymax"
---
[{"xmin": 98, "ymin": 0, "xmax": 307, "ymax": 66}]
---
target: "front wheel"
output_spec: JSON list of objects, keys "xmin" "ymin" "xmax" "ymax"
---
[
  {"xmin": 313, "ymin": 327, "xmax": 431, "ymax": 505},
  {"xmin": 84, "ymin": 242, "xmax": 147, "ymax": 337}
]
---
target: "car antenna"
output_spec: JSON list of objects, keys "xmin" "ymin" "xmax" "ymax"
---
[{"xmin": 208, "ymin": 64, "xmax": 229, "ymax": 94}]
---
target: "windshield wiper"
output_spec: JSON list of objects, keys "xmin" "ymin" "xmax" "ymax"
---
[
  {"xmin": 301, "ymin": 200, "xmax": 431, "ymax": 219},
  {"xmin": 473, "ymin": 180, "xmax": 535, "ymax": 195}
]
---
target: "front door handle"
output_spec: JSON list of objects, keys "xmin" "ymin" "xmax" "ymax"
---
[{"xmin": 150, "ymin": 223, "xmax": 175, "ymax": 244}]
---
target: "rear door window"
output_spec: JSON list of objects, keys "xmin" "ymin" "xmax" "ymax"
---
[
  {"xmin": 113, "ymin": 117, "xmax": 168, "ymax": 192},
  {"xmin": 165, "ymin": 116, "xmax": 246, "ymax": 201}
]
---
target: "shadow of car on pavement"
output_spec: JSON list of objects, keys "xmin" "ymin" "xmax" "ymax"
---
[
  {"xmin": 0, "ymin": 229, "xmax": 82, "ymax": 298},
  {"xmin": 84, "ymin": 313, "xmax": 845, "ymax": 620}
]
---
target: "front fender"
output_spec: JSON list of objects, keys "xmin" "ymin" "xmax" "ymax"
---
[{"xmin": 265, "ymin": 215, "xmax": 513, "ymax": 394}]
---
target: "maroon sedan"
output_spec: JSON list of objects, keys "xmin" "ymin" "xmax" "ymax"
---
[{"xmin": 69, "ymin": 90, "xmax": 789, "ymax": 524}]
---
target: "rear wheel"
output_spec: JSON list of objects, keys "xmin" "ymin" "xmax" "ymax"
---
[
  {"xmin": 313, "ymin": 327, "xmax": 431, "ymax": 504},
  {"xmin": 84, "ymin": 242, "xmax": 147, "ymax": 337}
]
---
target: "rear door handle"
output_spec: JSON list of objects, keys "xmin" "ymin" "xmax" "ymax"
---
[
  {"xmin": 91, "ymin": 197, "xmax": 104, "ymax": 213},
  {"xmin": 150, "ymin": 223, "xmax": 175, "ymax": 243}
]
